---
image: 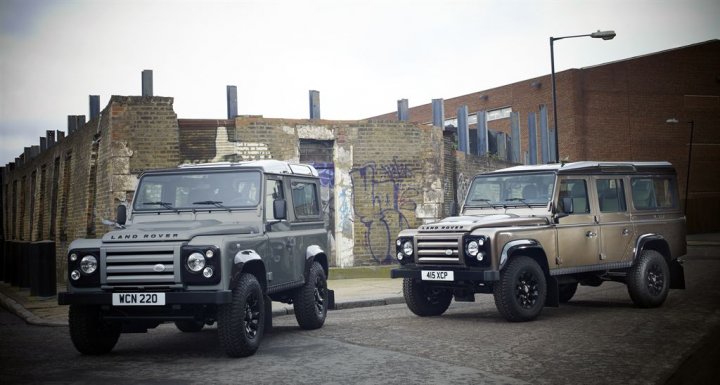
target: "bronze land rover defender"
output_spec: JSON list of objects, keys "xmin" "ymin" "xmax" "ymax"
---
[
  {"xmin": 391, "ymin": 161, "xmax": 686, "ymax": 322},
  {"xmin": 58, "ymin": 160, "xmax": 329, "ymax": 357}
]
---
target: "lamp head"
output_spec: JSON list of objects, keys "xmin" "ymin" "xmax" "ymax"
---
[{"xmin": 591, "ymin": 30, "xmax": 616, "ymax": 40}]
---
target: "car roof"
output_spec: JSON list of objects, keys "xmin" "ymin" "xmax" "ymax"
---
[
  {"xmin": 140, "ymin": 160, "xmax": 319, "ymax": 177},
  {"xmin": 485, "ymin": 161, "xmax": 675, "ymax": 176}
]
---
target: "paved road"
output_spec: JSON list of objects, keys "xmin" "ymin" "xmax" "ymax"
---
[{"xmin": 1, "ymin": 254, "xmax": 718, "ymax": 384}]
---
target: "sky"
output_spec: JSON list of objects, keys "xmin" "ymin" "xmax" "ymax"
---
[{"xmin": 1, "ymin": 0, "xmax": 718, "ymax": 166}]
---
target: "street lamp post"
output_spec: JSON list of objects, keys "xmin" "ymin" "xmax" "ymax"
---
[{"xmin": 550, "ymin": 30, "xmax": 616, "ymax": 163}]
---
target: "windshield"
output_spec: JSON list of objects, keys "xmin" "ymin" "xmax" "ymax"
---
[
  {"xmin": 465, "ymin": 172, "xmax": 555, "ymax": 207},
  {"xmin": 133, "ymin": 170, "xmax": 262, "ymax": 211}
]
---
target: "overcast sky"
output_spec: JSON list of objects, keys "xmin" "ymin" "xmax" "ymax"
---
[{"xmin": 1, "ymin": 0, "xmax": 718, "ymax": 166}]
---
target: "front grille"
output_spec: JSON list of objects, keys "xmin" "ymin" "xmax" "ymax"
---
[
  {"xmin": 104, "ymin": 248, "xmax": 177, "ymax": 286},
  {"xmin": 416, "ymin": 233, "xmax": 464, "ymax": 264}
]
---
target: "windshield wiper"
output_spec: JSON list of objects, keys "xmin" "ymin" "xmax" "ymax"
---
[
  {"xmin": 192, "ymin": 200, "xmax": 228, "ymax": 208},
  {"xmin": 469, "ymin": 198, "xmax": 501, "ymax": 209},
  {"xmin": 192, "ymin": 200, "xmax": 234, "ymax": 212},
  {"xmin": 505, "ymin": 198, "xmax": 532, "ymax": 208},
  {"xmin": 143, "ymin": 201, "xmax": 179, "ymax": 213}
]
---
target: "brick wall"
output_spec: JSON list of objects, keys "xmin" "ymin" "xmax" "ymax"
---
[
  {"xmin": 369, "ymin": 40, "xmax": 720, "ymax": 232},
  {"xmin": 1, "ymin": 96, "xmax": 180, "ymax": 281}
]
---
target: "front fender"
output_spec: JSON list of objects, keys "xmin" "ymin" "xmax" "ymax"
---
[
  {"xmin": 230, "ymin": 249, "xmax": 264, "ymax": 289},
  {"xmin": 499, "ymin": 239, "xmax": 540, "ymax": 270},
  {"xmin": 305, "ymin": 245, "xmax": 328, "ymax": 279}
]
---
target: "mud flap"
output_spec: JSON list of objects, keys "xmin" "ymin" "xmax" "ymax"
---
[
  {"xmin": 328, "ymin": 289, "xmax": 336, "ymax": 310},
  {"xmin": 264, "ymin": 295, "xmax": 272, "ymax": 333},
  {"xmin": 669, "ymin": 259, "xmax": 686, "ymax": 289},
  {"xmin": 545, "ymin": 276, "xmax": 559, "ymax": 307}
]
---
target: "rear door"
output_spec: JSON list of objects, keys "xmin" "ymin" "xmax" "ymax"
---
[{"xmin": 594, "ymin": 176, "xmax": 634, "ymax": 262}]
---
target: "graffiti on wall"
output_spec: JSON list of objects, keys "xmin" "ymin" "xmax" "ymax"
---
[{"xmin": 350, "ymin": 157, "xmax": 419, "ymax": 264}]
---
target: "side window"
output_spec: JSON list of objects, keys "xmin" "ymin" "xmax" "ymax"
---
[
  {"xmin": 559, "ymin": 179, "xmax": 589, "ymax": 214},
  {"xmin": 596, "ymin": 179, "xmax": 627, "ymax": 213},
  {"xmin": 631, "ymin": 177, "xmax": 677, "ymax": 210},
  {"xmin": 265, "ymin": 179, "xmax": 283, "ymax": 221},
  {"xmin": 291, "ymin": 180, "xmax": 320, "ymax": 218}
]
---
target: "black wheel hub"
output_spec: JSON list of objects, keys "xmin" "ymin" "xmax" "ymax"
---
[
  {"xmin": 646, "ymin": 264, "xmax": 665, "ymax": 296},
  {"xmin": 244, "ymin": 293, "xmax": 260, "ymax": 339},
  {"xmin": 313, "ymin": 276, "xmax": 327, "ymax": 314},
  {"xmin": 515, "ymin": 270, "xmax": 539, "ymax": 309}
]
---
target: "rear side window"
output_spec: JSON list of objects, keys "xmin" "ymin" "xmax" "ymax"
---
[
  {"xmin": 291, "ymin": 180, "xmax": 320, "ymax": 218},
  {"xmin": 596, "ymin": 179, "xmax": 627, "ymax": 212},
  {"xmin": 631, "ymin": 177, "xmax": 678, "ymax": 210}
]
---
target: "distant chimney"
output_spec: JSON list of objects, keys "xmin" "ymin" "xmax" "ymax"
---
[
  {"xmin": 68, "ymin": 116, "xmax": 77, "ymax": 134},
  {"xmin": 40, "ymin": 136, "xmax": 47, "ymax": 151},
  {"xmin": 397, "ymin": 99, "xmax": 409, "ymax": 122},
  {"xmin": 142, "ymin": 70, "xmax": 153, "ymax": 97},
  {"xmin": 227, "ymin": 85, "xmax": 238, "ymax": 119},
  {"xmin": 309, "ymin": 90, "xmax": 320, "ymax": 119},
  {"xmin": 46, "ymin": 130, "xmax": 56, "ymax": 146},
  {"xmin": 89, "ymin": 95, "xmax": 100, "ymax": 120},
  {"xmin": 432, "ymin": 98, "xmax": 444, "ymax": 128}
]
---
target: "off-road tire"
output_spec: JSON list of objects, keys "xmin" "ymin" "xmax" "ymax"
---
[
  {"xmin": 627, "ymin": 249, "xmax": 670, "ymax": 308},
  {"xmin": 218, "ymin": 273, "xmax": 265, "ymax": 357},
  {"xmin": 293, "ymin": 262, "xmax": 328, "ymax": 330},
  {"xmin": 68, "ymin": 305, "xmax": 121, "ymax": 355},
  {"xmin": 493, "ymin": 256, "xmax": 547, "ymax": 322},
  {"xmin": 559, "ymin": 282, "xmax": 578, "ymax": 303},
  {"xmin": 174, "ymin": 320, "xmax": 204, "ymax": 332},
  {"xmin": 403, "ymin": 278, "xmax": 452, "ymax": 316}
]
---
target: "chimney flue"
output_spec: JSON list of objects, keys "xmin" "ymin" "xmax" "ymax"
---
[
  {"xmin": 142, "ymin": 70, "xmax": 153, "ymax": 96},
  {"xmin": 227, "ymin": 85, "xmax": 238, "ymax": 119},
  {"xmin": 309, "ymin": 90, "xmax": 320, "ymax": 119}
]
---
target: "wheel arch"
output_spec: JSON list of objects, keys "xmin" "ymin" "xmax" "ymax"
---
[
  {"xmin": 500, "ymin": 239, "xmax": 550, "ymax": 275},
  {"xmin": 231, "ymin": 250, "xmax": 267, "ymax": 292},
  {"xmin": 305, "ymin": 245, "xmax": 329, "ymax": 279},
  {"xmin": 634, "ymin": 234, "xmax": 671, "ymax": 262}
]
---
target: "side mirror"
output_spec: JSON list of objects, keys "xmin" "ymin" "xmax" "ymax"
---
[
  {"xmin": 273, "ymin": 199, "xmax": 287, "ymax": 221},
  {"xmin": 116, "ymin": 204, "xmax": 127, "ymax": 226}
]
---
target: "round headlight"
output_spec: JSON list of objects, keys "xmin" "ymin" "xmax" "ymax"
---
[
  {"xmin": 466, "ymin": 240, "xmax": 480, "ymax": 257},
  {"xmin": 187, "ymin": 252, "xmax": 206, "ymax": 272},
  {"xmin": 71, "ymin": 270, "xmax": 81, "ymax": 280},
  {"xmin": 396, "ymin": 252, "xmax": 404, "ymax": 261},
  {"xmin": 476, "ymin": 252, "xmax": 485, "ymax": 261},
  {"xmin": 402, "ymin": 240, "xmax": 413, "ymax": 256},
  {"xmin": 205, "ymin": 249, "xmax": 214, "ymax": 258},
  {"xmin": 202, "ymin": 266, "xmax": 214, "ymax": 278},
  {"xmin": 396, "ymin": 239, "xmax": 402, "ymax": 247},
  {"xmin": 70, "ymin": 253, "xmax": 78, "ymax": 262},
  {"xmin": 80, "ymin": 255, "xmax": 98, "ymax": 274}
]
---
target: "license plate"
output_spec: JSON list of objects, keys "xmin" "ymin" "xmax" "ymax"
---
[
  {"xmin": 421, "ymin": 270, "xmax": 454, "ymax": 281},
  {"xmin": 112, "ymin": 293, "xmax": 165, "ymax": 306}
]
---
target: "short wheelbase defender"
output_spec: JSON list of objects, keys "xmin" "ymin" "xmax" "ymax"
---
[
  {"xmin": 58, "ymin": 160, "xmax": 330, "ymax": 356},
  {"xmin": 392, "ymin": 161, "xmax": 686, "ymax": 321}
]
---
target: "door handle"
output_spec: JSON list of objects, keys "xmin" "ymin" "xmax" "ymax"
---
[
  {"xmin": 622, "ymin": 229, "xmax": 630, "ymax": 236},
  {"xmin": 586, "ymin": 231, "xmax": 597, "ymax": 238}
]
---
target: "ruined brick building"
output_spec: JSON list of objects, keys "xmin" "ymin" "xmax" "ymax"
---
[{"xmin": 1, "ymin": 40, "xmax": 718, "ymax": 288}]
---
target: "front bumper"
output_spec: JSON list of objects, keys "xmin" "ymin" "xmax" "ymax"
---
[
  {"xmin": 391, "ymin": 266, "xmax": 500, "ymax": 282},
  {"xmin": 57, "ymin": 290, "xmax": 233, "ymax": 305}
]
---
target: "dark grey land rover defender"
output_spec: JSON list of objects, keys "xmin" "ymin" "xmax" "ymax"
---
[{"xmin": 58, "ymin": 160, "xmax": 329, "ymax": 357}]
